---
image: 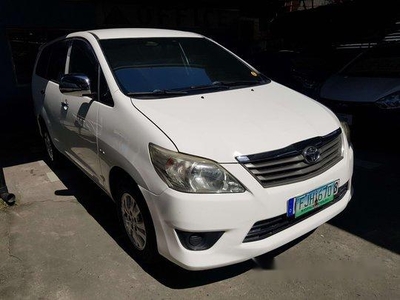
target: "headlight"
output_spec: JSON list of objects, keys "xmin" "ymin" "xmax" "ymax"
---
[
  {"xmin": 149, "ymin": 144, "xmax": 245, "ymax": 193},
  {"xmin": 340, "ymin": 121, "xmax": 351, "ymax": 144},
  {"xmin": 376, "ymin": 91, "xmax": 400, "ymax": 109}
]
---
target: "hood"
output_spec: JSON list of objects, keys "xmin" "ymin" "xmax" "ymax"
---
[
  {"xmin": 132, "ymin": 82, "xmax": 339, "ymax": 163},
  {"xmin": 320, "ymin": 74, "xmax": 400, "ymax": 103}
]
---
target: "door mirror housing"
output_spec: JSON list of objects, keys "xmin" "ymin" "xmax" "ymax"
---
[{"xmin": 59, "ymin": 74, "xmax": 94, "ymax": 98}]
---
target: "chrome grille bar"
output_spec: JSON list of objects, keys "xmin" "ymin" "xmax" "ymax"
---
[{"xmin": 237, "ymin": 128, "xmax": 343, "ymax": 188}]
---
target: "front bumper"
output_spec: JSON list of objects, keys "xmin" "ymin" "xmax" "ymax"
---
[{"xmin": 141, "ymin": 145, "xmax": 354, "ymax": 271}]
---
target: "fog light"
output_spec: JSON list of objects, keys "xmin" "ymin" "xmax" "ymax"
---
[
  {"xmin": 176, "ymin": 230, "xmax": 224, "ymax": 251},
  {"xmin": 189, "ymin": 234, "xmax": 204, "ymax": 247}
]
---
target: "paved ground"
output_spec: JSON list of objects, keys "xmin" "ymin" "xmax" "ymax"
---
[{"xmin": 0, "ymin": 104, "xmax": 399, "ymax": 300}]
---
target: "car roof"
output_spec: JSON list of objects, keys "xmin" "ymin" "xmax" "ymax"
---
[{"xmin": 68, "ymin": 28, "xmax": 205, "ymax": 40}]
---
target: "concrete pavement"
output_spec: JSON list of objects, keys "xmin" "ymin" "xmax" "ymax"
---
[{"xmin": 0, "ymin": 104, "xmax": 399, "ymax": 300}]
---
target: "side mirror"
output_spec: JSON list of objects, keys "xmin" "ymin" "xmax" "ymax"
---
[{"xmin": 59, "ymin": 74, "xmax": 93, "ymax": 97}]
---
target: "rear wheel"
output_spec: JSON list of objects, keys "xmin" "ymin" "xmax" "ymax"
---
[
  {"xmin": 42, "ymin": 126, "xmax": 64, "ymax": 168},
  {"xmin": 116, "ymin": 183, "xmax": 159, "ymax": 263}
]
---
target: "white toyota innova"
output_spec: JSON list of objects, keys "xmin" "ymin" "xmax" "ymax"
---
[{"xmin": 32, "ymin": 28, "xmax": 354, "ymax": 271}]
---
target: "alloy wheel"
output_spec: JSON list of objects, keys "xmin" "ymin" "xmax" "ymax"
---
[{"xmin": 120, "ymin": 192, "xmax": 147, "ymax": 250}]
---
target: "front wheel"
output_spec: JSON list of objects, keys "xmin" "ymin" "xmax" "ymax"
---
[{"xmin": 116, "ymin": 184, "xmax": 159, "ymax": 263}]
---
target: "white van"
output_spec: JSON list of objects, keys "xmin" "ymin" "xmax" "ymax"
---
[{"xmin": 32, "ymin": 28, "xmax": 354, "ymax": 271}]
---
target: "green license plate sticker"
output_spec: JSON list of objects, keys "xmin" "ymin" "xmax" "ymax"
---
[{"xmin": 287, "ymin": 180, "xmax": 340, "ymax": 218}]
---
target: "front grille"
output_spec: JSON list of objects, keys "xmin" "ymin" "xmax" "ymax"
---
[
  {"xmin": 243, "ymin": 181, "xmax": 349, "ymax": 243},
  {"xmin": 236, "ymin": 128, "xmax": 343, "ymax": 188}
]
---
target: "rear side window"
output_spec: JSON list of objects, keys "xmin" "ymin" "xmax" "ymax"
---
[
  {"xmin": 47, "ymin": 41, "xmax": 69, "ymax": 82},
  {"xmin": 35, "ymin": 39, "xmax": 69, "ymax": 82},
  {"xmin": 35, "ymin": 45, "xmax": 51, "ymax": 78}
]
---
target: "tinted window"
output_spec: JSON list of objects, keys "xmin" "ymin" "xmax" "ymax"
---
[
  {"xmin": 341, "ymin": 43, "xmax": 400, "ymax": 77},
  {"xmin": 100, "ymin": 37, "xmax": 267, "ymax": 97},
  {"xmin": 35, "ymin": 45, "xmax": 51, "ymax": 78},
  {"xmin": 47, "ymin": 40, "xmax": 69, "ymax": 82},
  {"xmin": 69, "ymin": 39, "xmax": 98, "ymax": 91}
]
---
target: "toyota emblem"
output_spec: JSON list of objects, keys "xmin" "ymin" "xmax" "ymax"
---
[{"xmin": 303, "ymin": 146, "xmax": 321, "ymax": 164}]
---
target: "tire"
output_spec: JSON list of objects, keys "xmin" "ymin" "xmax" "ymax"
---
[
  {"xmin": 116, "ymin": 183, "xmax": 159, "ymax": 263},
  {"xmin": 42, "ymin": 126, "xmax": 64, "ymax": 168}
]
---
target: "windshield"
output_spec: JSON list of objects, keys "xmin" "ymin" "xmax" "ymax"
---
[
  {"xmin": 340, "ymin": 42, "xmax": 400, "ymax": 78},
  {"xmin": 99, "ymin": 37, "xmax": 268, "ymax": 98}
]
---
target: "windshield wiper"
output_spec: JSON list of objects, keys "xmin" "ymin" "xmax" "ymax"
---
[
  {"xmin": 212, "ymin": 80, "xmax": 265, "ymax": 87},
  {"xmin": 128, "ymin": 80, "xmax": 268, "ymax": 98},
  {"xmin": 127, "ymin": 89, "xmax": 188, "ymax": 98},
  {"xmin": 187, "ymin": 80, "xmax": 265, "ymax": 92},
  {"xmin": 186, "ymin": 82, "xmax": 230, "ymax": 92}
]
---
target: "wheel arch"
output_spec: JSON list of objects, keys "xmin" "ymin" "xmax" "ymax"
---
[{"xmin": 109, "ymin": 166, "xmax": 142, "ymax": 202}]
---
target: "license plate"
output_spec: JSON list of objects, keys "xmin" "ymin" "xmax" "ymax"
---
[
  {"xmin": 337, "ymin": 113, "xmax": 353, "ymax": 125},
  {"xmin": 287, "ymin": 180, "xmax": 340, "ymax": 218}
]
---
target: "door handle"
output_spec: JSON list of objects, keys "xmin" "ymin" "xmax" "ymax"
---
[
  {"xmin": 40, "ymin": 89, "xmax": 45, "ymax": 95},
  {"xmin": 61, "ymin": 100, "xmax": 69, "ymax": 111}
]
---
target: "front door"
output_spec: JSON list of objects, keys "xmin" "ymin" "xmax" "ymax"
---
[
  {"xmin": 36, "ymin": 39, "xmax": 70, "ymax": 153},
  {"xmin": 60, "ymin": 39, "xmax": 102, "ymax": 181}
]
